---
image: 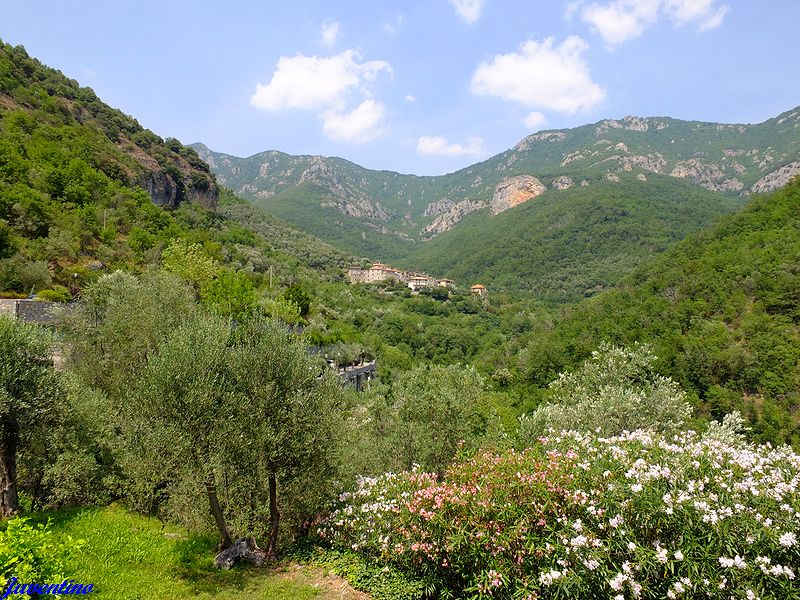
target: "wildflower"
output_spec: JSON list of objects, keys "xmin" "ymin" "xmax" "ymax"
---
[
  {"xmin": 674, "ymin": 550, "xmax": 684, "ymax": 560},
  {"xmin": 609, "ymin": 572, "xmax": 627, "ymax": 591},
  {"xmin": 583, "ymin": 558, "xmax": 600, "ymax": 570},
  {"xmin": 538, "ymin": 569, "xmax": 562, "ymax": 586},
  {"xmin": 778, "ymin": 531, "xmax": 797, "ymax": 548}
]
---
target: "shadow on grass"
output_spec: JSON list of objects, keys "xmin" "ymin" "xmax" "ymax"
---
[
  {"xmin": 172, "ymin": 533, "xmax": 273, "ymax": 595},
  {"xmin": 20, "ymin": 505, "xmax": 98, "ymax": 530}
]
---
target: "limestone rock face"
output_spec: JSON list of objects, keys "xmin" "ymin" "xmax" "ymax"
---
[
  {"xmin": 490, "ymin": 175, "xmax": 546, "ymax": 215},
  {"xmin": 422, "ymin": 199, "xmax": 488, "ymax": 237},
  {"xmin": 551, "ymin": 176, "xmax": 574, "ymax": 190},
  {"xmin": 751, "ymin": 161, "xmax": 800, "ymax": 193},
  {"xmin": 670, "ymin": 159, "xmax": 743, "ymax": 192}
]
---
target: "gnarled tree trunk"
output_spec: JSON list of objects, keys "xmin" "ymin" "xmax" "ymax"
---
[
  {"xmin": 266, "ymin": 473, "xmax": 279, "ymax": 559},
  {"xmin": 205, "ymin": 474, "xmax": 232, "ymax": 549},
  {"xmin": 0, "ymin": 424, "xmax": 19, "ymax": 519}
]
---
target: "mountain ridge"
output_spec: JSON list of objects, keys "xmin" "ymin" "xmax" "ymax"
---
[{"xmin": 193, "ymin": 105, "xmax": 800, "ymax": 257}]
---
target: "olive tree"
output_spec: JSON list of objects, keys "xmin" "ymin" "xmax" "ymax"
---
[
  {"xmin": 517, "ymin": 343, "xmax": 692, "ymax": 445},
  {"xmin": 357, "ymin": 364, "xmax": 496, "ymax": 477},
  {"xmin": 126, "ymin": 313, "xmax": 236, "ymax": 547},
  {"xmin": 126, "ymin": 313, "xmax": 345, "ymax": 557},
  {"xmin": 0, "ymin": 316, "xmax": 62, "ymax": 518},
  {"xmin": 62, "ymin": 270, "xmax": 197, "ymax": 401}
]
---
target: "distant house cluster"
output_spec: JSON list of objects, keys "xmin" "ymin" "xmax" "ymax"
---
[
  {"xmin": 347, "ymin": 263, "xmax": 486, "ymax": 297},
  {"xmin": 348, "ymin": 263, "xmax": 451, "ymax": 291}
]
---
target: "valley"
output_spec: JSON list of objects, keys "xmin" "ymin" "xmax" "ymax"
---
[{"xmin": 1, "ymin": 14, "xmax": 800, "ymax": 599}]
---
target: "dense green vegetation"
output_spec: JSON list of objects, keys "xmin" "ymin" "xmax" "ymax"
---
[
  {"xmin": 512, "ymin": 178, "xmax": 800, "ymax": 445},
  {"xmin": 403, "ymin": 177, "xmax": 745, "ymax": 301},
  {"xmin": 0, "ymin": 40, "xmax": 352, "ymax": 296},
  {"xmin": 4, "ymin": 39, "xmax": 800, "ymax": 600}
]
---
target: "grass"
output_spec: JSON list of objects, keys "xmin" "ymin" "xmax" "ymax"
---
[{"xmin": 31, "ymin": 504, "xmax": 358, "ymax": 600}]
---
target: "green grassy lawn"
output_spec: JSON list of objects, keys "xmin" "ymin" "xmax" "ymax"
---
[{"xmin": 32, "ymin": 504, "xmax": 356, "ymax": 600}]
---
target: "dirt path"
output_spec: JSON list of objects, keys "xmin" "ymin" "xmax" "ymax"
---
[{"xmin": 272, "ymin": 563, "xmax": 372, "ymax": 600}]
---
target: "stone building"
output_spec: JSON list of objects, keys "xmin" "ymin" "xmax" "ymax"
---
[
  {"xmin": 470, "ymin": 284, "xmax": 488, "ymax": 298},
  {"xmin": 348, "ymin": 262, "xmax": 455, "ymax": 292}
]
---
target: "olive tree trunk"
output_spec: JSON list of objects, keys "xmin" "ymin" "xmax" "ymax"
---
[
  {"xmin": 0, "ymin": 431, "xmax": 19, "ymax": 519},
  {"xmin": 266, "ymin": 473, "xmax": 279, "ymax": 559},
  {"xmin": 205, "ymin": 475, "xmax": 232, "ymax": 549}
]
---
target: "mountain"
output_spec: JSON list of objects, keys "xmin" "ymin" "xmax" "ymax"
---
[
  {"xmin": 515, "ymin": 177, "xmax": 800, "ymax": 445},
  {"xmin": 402, "ymin": 175, "xmax": 744, "ymax": 302},
  {"xmin": 193, "ymin": 105, "xmax": 800, "ymax": 258},
  {"xmin": 0, "ymin": 41, "xmax": 353, "ymax": 294}
]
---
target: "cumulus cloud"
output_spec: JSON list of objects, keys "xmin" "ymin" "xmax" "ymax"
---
[
  {"xmin": 323, "ymin": 100, "xmax": 388, "ymax": 143},
  {"xmin": 417, "ymin": 135, "xmax": 485, "ymax": 157},
  {"xmin": 405, "ymin": 94, "xmax": 417, "ymax": 102},
  {"xmin": 250, "ymin": 50, "xmax": 391, "ymax": 143},
  {"xmin": 449, "ymin": 0, "xmax": 486, "ymax": 23},
  {"xmin": 251, "ymin": 51, "xmax": 391, "ymax": 111},
  {"xmin": 582, "ymin": 0, "xmax": 659, "ymax": 45},
  {"xmin": 320, "ymin": 20, "xmax": 340, "ymax": 47},
  {"xmin": 470, "ymin": 36, "xmax": 604, "ymax": 114},
  {"xmin": 524, "ymin": 111, "xmax": 548, "ymax": 130},
  {"xmin": 579, "ymin": 0, "xmax": 730, "ymax": 45}
]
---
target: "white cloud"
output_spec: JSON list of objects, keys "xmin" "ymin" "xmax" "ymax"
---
[
  {"xmin": 320, "ymin": 20, "xmax": 340, "ymax": 47},
  {"xmin": 582, "ymin": 0, "xmax": 659, "ymax": 45},
  {"xmin": 383, "ymin": 14, "xmax": 405, "ymax": 36},
  {"xmin": 323, "ymin": 100, "xmax": 388, "ymax": 143},
  {"xmin": 250, "ymin": 50, "xmax": 392, "ymax": 112},
  {"xmin": 580, "ymin": 0, "xmax": 730, "ymax": 45},
  {"xmin": 449, "ymin": 0, "xmax": 486, "ymax": 23},
  {"xmin": 524, "ymin": 111, "xmax": 548, "ymax": 130},
  {"xmin": 405, "ymin": 94, "xmax": 417, "ymax": 102},
  {"xmin": 251, "ymin": 50, "xmax": 392, "ymax": 143},
  {"xmin": 417, "ymin": 135, "xmax": 485, "ymax": 157},
  {"xmin": 696, "ymin": 4, "xmax": 729, "ymax": 31},
  {"xmin": 470, "ymin": 36, "xmax": 604, "ymax": 114}
]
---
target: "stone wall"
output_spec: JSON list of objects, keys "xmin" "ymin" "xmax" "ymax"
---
[{"xmin": 0, "ymin": 299, "xmax": 62, "ymax": 324}]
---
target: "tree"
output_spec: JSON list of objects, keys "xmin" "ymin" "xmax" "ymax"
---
[
  {"xmin": 125, "ymin": 313, "xmax": 345, "ymax": 557},
  {"xmin": 283, "ymin": 284, "xmax": 311, "ymax": 318},
  {"xmin": 61, "ymin": 270, "xmax": 197, "ymax": 401},
  {"xmin": 160, "ymin": 238, "xmax": 219, "ymax": 291},
  {"xmin": 362, "ymin": 364, "xmax": 496, "ymax": 477},
  {"xmin": 127, "ymin": 313, "xmax": 235, "ymax": 547},
  {"xmin": 223, "ymin": 316, "xmax": 344, "ymax": 557},
  {"xmin": 0, "ymin": 316, "xmax": 62, "ymax": 518},
  {"xmin": 200, "ymin": 270, "xmax": 256, "ymax": 318},
  {"xmin": 517, "ymin": 343, "xmax": 691, "ymax": 445}
]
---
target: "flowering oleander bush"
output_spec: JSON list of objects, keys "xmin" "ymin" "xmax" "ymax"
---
[{"xmin": 317, "ymin": 429, "xmax": 800, "ymax": 599}]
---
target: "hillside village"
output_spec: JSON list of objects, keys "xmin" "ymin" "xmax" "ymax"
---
[{"xmin": 347, "ymin": 262, "xmax": 487, "ymax": 297}]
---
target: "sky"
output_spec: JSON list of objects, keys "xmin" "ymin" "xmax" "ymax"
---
[{"xmin": 2, "ymin": 0, "xmax": 799, "ymax": 175}]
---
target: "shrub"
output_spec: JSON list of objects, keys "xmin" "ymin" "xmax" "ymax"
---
[
  {"xmin": 0, "ymin": 518, "xmax": 83, "ymax": 588},
  {"xmin": 319, "ymin": 428, "xmax": 800, "ymax": 599},
  {"xmin": 518, "ymin": 343, "xmax": 691, "ymax": 443},
  {"xmin": 35, "ymin": 285, "xmax": 71, "ymax": 303}
]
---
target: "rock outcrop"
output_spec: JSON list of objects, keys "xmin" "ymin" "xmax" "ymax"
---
[
  {"xmin": 422, "ymin": 199, "xmax": 487, "ymax": 236},
  {"xmin": 551, "ymin": 176, "xmax": 574, "ymax": 190},
  {"xmin": 490, "ymin": 175, "xmax": 546, "ymax": 215},
  {"xmin": 751, "ymin": 161, "xmax": 800, "ymax": 193}
]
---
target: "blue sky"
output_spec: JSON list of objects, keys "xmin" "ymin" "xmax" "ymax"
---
[{"xmin": 2, "ymin": 0, "xmax": 799, "ymax": 175}]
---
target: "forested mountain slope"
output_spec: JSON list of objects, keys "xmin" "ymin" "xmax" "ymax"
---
[
  {"xmin": 401, "ymin": 175, "xmax": 744, "ymax": 302},
  {"xmin": 514, "ymin": 177, "xmax": 800, "ymax": 445},
  {"xmin": 0, "ymin": 41, "xmax": 353, "ymax": 294},
  {"xmin": 194, "ymin": 105, "xmax": 800, "ymax": 260}
]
